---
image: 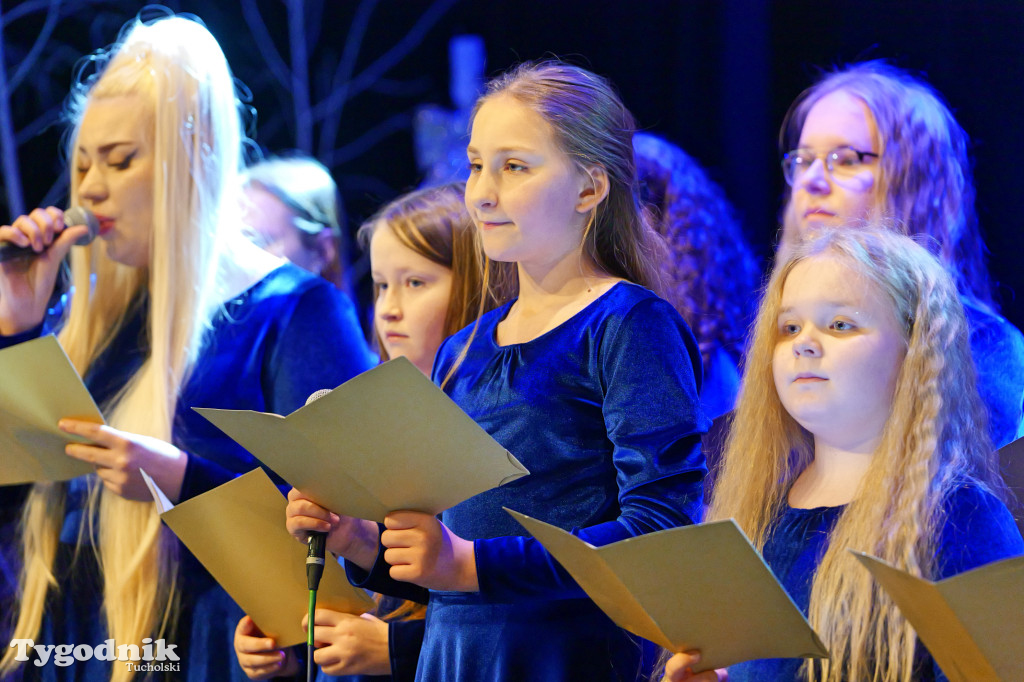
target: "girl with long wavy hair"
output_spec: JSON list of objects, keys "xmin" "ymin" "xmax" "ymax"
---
[
  {"xmin": 0, "ymin": 14, "xmax": 372, "ymax": 681},
  {"xmin": 662, "ymin": 226, "xmax": 1022, "ymax": 682},
  {"xmin": 285, "ymin": 61, "xmax": 709, "ymax": 681},
  {"xmin": 777, "ymin": 60, "xmax": 1024, "ymax": 448}
]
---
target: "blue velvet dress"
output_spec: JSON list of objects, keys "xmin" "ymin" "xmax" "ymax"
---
[
  {"xmin": 312, "ymin": 615, "xmax": 425, "ymax": 682},
  {"xmin": 728, "ymin": 482, "xmax": 1024, "ymax": 681},
  {"xmin": 349, "ymin": 282, "xmax": 709, "ymax": 682},
  {"xmin": 965, "ymin": 301, "xmax": 1024, "ymax": 448},
  {"xmin": 0, "ymin": 264, "xmax": 376, "ymax": 681}
]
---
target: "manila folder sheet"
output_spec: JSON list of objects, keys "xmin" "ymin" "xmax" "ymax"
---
[
  {"xmin": 194, "ymin": 357, "xmax": 528, "ymax": 521},
  {"xmin": 508, "ymin": 509, "xmax": 828, "ymax": 672},
  {"xmin": 854, "ymin": 552, "xmax": 1024, "ymax": 682},
  {"xmin": 141, "ymin": 468, "xmax": 374, "ymax": 647},
  {"xmin": 0, "ymin": 335, "xmax": 100, "ymax": 484}
]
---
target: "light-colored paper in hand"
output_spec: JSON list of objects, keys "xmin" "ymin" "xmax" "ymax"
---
[
  {"xmin": 140, "ymin": 468, "xmax": 374, "ymax": 647},
  {"xmin": 507, "ymin": 509, "xmax": 827, "ymax": 672},
  {"xmin": 853, "ymin": 552, "xmax": 1024, "ymax": 682},
  {"xmin": 194, "ymin": 357, "xmax": 528, "ymax": 521},
  {"xmin": 0, "ymin": 335, "xmax": 102, "ymax": 485}
]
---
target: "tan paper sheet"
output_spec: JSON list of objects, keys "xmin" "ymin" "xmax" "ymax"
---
[
  {"xmin": 195, "ymin": 357, "xmax": 528, "ymax": 521},
  {"xmin": 507, "ymin": 509, "xmax": 827, "ymax": 671},
  {"xmin": 853, "ymin": 552, "xmax": 1024, "ymax": 682},
  {"xmin": 141, "ymin": 468, "xmax": 375, "ymax": 647},
  {"xmin": 0, "ymin": 335, "xmax": 101, "ymax": 484}
]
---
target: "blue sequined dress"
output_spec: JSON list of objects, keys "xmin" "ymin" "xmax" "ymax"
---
[{"xmin": 349, "ymin": 282, "xmax": 709, "ymax": 682}]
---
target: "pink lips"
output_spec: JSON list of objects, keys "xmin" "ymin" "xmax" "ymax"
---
[
  {"xmin": 479, "ymin": 220, "xmax": 510, "ymax": 231},
  {"xmin": 793, "ymin": 373, "xmax": 826, "ymax": 383},
  {"xmin": 94, "ymin": 215, "xmax": 115, "ymax": 236},
  {"xmin": 803, "ymin": 208, "xmax": 834, "ymax": 219}
]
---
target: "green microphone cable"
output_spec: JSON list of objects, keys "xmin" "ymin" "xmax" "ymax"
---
[{"xmin": 305, "ymin": 532, "xmax": 326, "ymax": 682}]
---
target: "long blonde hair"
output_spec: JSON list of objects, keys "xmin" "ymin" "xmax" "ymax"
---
[
  {"xmin": 3, "ymin": 15, "xmax": 245, "ymax": 681},
  {"xmin": 709, "ymin": 226, "xmax": 1002, "ymax": 681}
]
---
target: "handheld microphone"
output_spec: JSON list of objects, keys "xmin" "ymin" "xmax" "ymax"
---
[{"xmin": 0, "ymin": 207, "xmax": 99, "ymax": 263}]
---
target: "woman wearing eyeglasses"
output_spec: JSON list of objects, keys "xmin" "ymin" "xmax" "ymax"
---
[{"xmin": 778, "ymin": 60, "xmax": 1024, "ymax": 449}]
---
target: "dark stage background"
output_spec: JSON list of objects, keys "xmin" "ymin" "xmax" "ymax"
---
[{"xmin": 2, "ymin": 0, "xmax": 1022, "ymax": 326}]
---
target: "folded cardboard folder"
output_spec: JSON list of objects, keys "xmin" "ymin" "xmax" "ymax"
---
[
  {"xmin": 853, "ymin": 552, "xmax": 1024, "ymax": 682},
  {"xmin": 141, "ymin": 468, "xmax": 375, "ymax": 647},
  {"xmin": 0, "ymin": 335, "xmax": 100, "ymax": 484},
  {"xmin": 195, "ymin": 357, "xmax": 529, "ymax": 522},
  {"xmin": 507, "ymin": 509, "xmax": 828, "ymax": 672}
]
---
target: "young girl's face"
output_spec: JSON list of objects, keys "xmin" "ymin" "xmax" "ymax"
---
[
  {"xmin": 790, "ymin": 89, "xmax": 881, "ymax": 236},
  {"xmin": 370, "ymin": 223, "xmax": 453, "ymax": 376},
  {"xmin": 772, "ymin": 254, "xmax": 907, "ymax": 451},
  {"xmin": 465, "ymin": 94, "xmax": 590, "ymax": 268}
]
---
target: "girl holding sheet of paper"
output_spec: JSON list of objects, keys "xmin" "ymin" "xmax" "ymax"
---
[
  {"xmin": 662, "ymin": 227, "xmax": 1023, "ymax": 682},
  {"xmin": 287, "ymin": 61, "xmax": 709, "ymax": 682},
  {"xmin": 0, "ymin": 13, "xmax": 373, "ymax": 682},
  {"xmin": 234, "ymin": 183, "xmax": 512, "ymax": 681}
]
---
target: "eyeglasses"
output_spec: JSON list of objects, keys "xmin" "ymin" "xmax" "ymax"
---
[{"xmin": 781, "ymin": 146, "xmax": 879, "ymax": 186}]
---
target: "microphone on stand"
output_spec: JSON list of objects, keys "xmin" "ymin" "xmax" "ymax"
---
[
  {"xmin": 306, "ymin": 532, "xmax": 326, "ymax": 682},
  {"xmin": 0, "ymin": 207, "xmax": 100, "ymax": 263},
  {"xmin": 303, "ymin": 388, "xmax": 332, "ymax": 682}
]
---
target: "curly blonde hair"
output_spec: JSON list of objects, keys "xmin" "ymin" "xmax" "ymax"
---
[{"xmin": 709, "ymin": 225, "xmax": 1003, "ymax": 681}]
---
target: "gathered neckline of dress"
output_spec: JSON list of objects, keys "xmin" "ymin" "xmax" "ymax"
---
[{"xmin": 490, "ymin": 280, "xmax": 637, "ymax": 349}]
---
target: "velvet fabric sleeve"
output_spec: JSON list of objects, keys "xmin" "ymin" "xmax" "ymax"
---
[
  {"xmin": 344, "ymin": 527, "xmax": 431, "ymax": 605},
  {"xmin": 935, "ymin": 482, "xmax": 1024, "ymax": 579},
  {"xmin": 472, "ymin": 297, "xmax": 707, "ymax": 602},
  {"xmin": 917, "ymin": 483, "xmax": 1024, "ymax": 682},
  {"xmin": 261, "ymin": 279, "xmax": 376, "ymax": 415},
  {"xmin": 964, "ymin": 301, "xmax": 1024, "ymax": 448},
  {"xmin": 177, "ymin": 275, "xmax": 376, "ymax": 500}
]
